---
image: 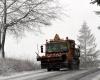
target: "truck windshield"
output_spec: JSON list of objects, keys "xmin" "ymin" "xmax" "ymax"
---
[{"xmin": 46, "ymin": 43, "xmax": 68, "ymax": 52}]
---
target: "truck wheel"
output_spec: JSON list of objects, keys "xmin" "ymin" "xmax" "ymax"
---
[
  {"xmin": 76, "ymin": 64, "xmax": 79, "ymax": 70},
  {"xmin": 69, "ymin": 59, "xmax": 80, "ymax": 70},
  {"xmin": 68, "ymin": 64, "xmax": 72, "ymax": 70},
  {"xmin": 71, "ymin": 63, "xmax": 79, "ymax": 70},
  {"xmin": 56, "ymin": 68, "xmax": 60, "ymax": 71},
  {"xmin": 47, "ymin": 68, "xmax": 51, "ymax": 71},
  {"xmin": 53, "ymin": 68, "xmax": 60, "ymax": 71}
]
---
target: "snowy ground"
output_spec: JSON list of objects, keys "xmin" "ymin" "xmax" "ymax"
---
[
  {"xmin": 92, "ymin": 75, "xmax": 100, "ymax": 80},
  {"xmin": 0, "ymin": 68, "xmax": 100, "ymax": 80},
  {"xmin": 0, "ymin": 70, "xmax": 46, "ymax": 80}
]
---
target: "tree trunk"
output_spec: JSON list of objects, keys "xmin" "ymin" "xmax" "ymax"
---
[
  {"xmin": 1, "ymin": 0, "xmax": 7, "ymax": 58},
  {"xmin": 0, "ymin": 31, "xmax": 7, "ymax": 58},
  {"xmin": 84, "ymin": 39, "xmax": 87, "ymax": 68},
  {"xmin": 1, "ymin": 26, "xmax": 7, "ymax": 58},
  {"xmin": 0, "ymin": 30, "xmax": 2, "ymax": 58}
]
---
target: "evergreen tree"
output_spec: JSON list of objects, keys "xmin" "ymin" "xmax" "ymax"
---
[{"xmin": 77, "ymin": 22, "xmax": 100, "ymax": 68}]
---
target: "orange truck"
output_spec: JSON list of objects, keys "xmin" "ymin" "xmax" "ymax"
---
[{"xmin": 37, "ymin": 34, "xmax": 80, "ymax": 71}]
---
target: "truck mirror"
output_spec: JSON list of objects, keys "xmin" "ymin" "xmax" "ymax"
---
[
  {"xmin": 75, "ymin": 48, "xmax": 80, "ymax": 57},
  {"xmin": 78, "ymin": 49, "xmax": 80, "ymax": 57},
  {"xmin": 41, "ymin": 45, "xmax": 43, "ymax": 53}
]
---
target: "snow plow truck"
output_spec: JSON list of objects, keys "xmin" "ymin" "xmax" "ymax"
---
[{"xmin": 37, "ymin": 34, "xmax": 80, "ymax": 71}]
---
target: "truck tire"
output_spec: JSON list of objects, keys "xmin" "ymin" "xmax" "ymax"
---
[
  {"xmin": 70, "ymin": 63, "xmax": 79, "ymax": 70},
  {"xmin": 47, "ymin": 68, "xmax": 51, "ymax": 71},
  {"xmin": 68, "ymin": 64, "xmax": 72, "ymax": 70},
  {"xmin": 73, "ymin": 64, "xmax": 79, "ymax": 70},
  {"xmin": 68, "ymin": 60, "xmax": 79, "ymax": 70},
  {"xmin": 56, "ymin": 68, "xmax": 60, "ymax": 71},
  {"xmin": 53, "ymin": 68, "xmax": 60, "ymax": 71}
]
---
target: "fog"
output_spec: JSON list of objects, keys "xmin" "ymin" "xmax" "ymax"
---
[{"xmin": 4, "ymin": 0, "xmax": 100, "ymax": 61}]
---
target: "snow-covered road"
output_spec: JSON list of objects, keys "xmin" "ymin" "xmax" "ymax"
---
[{"xmin": 0, "ymin": 68, "xmax": 100, "ymax": 80}]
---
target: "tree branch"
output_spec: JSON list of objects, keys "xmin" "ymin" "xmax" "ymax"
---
[
  {"xmin": 90, "ymin": 0, "xmax": 97, "ymax": 4},
  {"xmin": 7, "ymin": 0, "xmax": 18, "ymax": 9},
  {"xmin": 0, "ymin": 0, "xmax": 18, "ymax": 16},
  {"xmin": 7, "ymin": 0, "xmax": 27, "ymax": 14},
  {"xmin": 7, "ymin": 10, "xmax": 30, "ymax": 27},
  {"xmin": 7, "ymin": 0, "xmax": 48, "ymax": 14}
]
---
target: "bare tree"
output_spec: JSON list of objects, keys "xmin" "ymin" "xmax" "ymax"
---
[
  {"xmin": 90, "ymin": 0, "xmax": 100, "ymax": 30},
  {"xmin": 77, "ymin": 22, "xmax": 100, "ymax": 68},
  {"xmin": 0, "ymin": 0, "xmax": 60, "ymax": 58},
  {"xmin": 91, "ymin": 0, "xmax": 100, "ymax": 5}
]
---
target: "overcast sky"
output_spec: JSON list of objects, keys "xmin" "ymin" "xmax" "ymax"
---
[{"xmin": 4, "ymin": 0, "xmax": 100, "ymax": 61}]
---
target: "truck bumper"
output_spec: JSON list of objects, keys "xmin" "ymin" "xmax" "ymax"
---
[{"xmin": 41, "ymin": 61, "xmax": 68, "ymax": 69}]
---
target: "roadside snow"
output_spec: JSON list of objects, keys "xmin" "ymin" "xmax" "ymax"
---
[
  {"xmin": 0, "ymin": 69, "xmax": 46, "ymax": 80},
  {"xmin": 92, "ymin": 74, "xmax": 100, "ymax": 80}
]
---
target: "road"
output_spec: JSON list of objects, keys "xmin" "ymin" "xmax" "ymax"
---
[{"xmin": 0, "ymin": 68, "xmax": 100, "ymax": 80}]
